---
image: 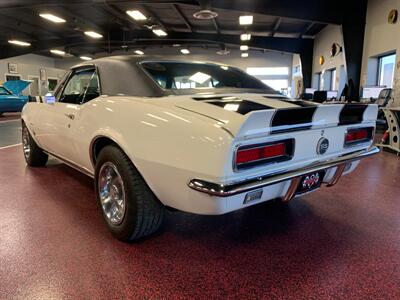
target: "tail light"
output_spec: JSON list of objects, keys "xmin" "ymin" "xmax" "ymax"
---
[
  {"xmin": 235, "ymin": 139, "xmax": 294, "ymax": 170},
  {"xmin": 344, "ymin": 127, "xmax": 374, "ymax": 146}
]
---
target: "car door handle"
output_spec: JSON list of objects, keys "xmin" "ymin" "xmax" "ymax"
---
[{"xmin": 65, "ymin": 113, "xmax": 75, "ymax": 120}]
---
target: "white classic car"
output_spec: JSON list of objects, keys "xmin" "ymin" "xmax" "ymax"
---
[{"xmin": 21, "ymin": 55, "xmax": 379, "ymax": 241}]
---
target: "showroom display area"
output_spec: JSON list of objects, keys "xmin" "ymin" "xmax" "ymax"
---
[{"xmin": 0, "ymin": 0, "xmax": 399, "ymax": 298}]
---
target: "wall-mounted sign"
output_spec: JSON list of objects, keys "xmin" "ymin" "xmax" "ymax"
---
[
  {"xmin": 330, "ymin": 43, "xmax": 343, "ymax": 57},
  {"xmin": 388, "ymin": 9, "xmax": 398, "ymax": 24},
  {"xmin": 8, "ymin": 63, "xmax": 18, "ymax": 74},
  {"xmin": 40, "ymin": 69, "xmax": 46, "ymax": 81}
]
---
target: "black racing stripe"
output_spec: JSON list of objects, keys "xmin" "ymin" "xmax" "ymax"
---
[
  {"xmin": 206, "ymin": 100, "xmax": 273, "ymax": 115},
  {"xmin": 339, "ymin": 104, "xmax": 368, "ymax": 125},
  {"xmin": 278, "ymin": 99, "xmax": 318, "ymax": 107},
  {"xmin": 271, "ymin": 107, "xmax": 317, "ymax": 134}
]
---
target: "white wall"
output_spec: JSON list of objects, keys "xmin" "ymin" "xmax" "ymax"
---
[
  {"xmin": 361, "ymin": 0, "xmax": 400, "ymax": 105},
  {"xmin": 0, "ymin": 54, "xmax": 67, "ymax": 96},
  {"xmin": 311, "ymin": 25, "xmax": 345, "ymax": 92}
]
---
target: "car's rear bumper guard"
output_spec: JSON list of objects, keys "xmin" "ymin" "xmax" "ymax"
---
[{"xmin": 188, "ymin": 146, "xmax": 380, "ymax": 197}]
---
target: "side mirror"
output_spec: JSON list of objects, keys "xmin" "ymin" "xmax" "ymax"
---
[{"xmin": 44, "ymin": 92, "xmax": 56, "ymax": 104}]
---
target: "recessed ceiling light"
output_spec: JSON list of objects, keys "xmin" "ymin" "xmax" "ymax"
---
[
  {"xmin": 240, "ymin": 45, "xmax": 249, "ymax": 51},
  {"xmin": 80, "ymin": 56, "xmax": 93, "ymax": 61},
  {"xmin": 84, "ymin": 31, "xmax": 103, "ymax": 39},
  {"xmin": 8, "ymin": 40, "xmax": 31, "ymax": 47},
  {"xmin": 181, "ymin": 49, "xmax": 190, "ymax": 54},
  {"xmin": 126, "ymin": 10, "xmax": 147, "ymax": 21},
  {"xmin": 134, "ymin": 50, "xmax": 144, "ymax": 55},
  {"xmin": 241, "ymin": 53, "xmax": 249, "ymax": 58},
  {"xmin": 239, "ymin": 15, "xmax": 253, "ymax": 25},
  {"xmin": 39, "ymin": 13, "xmax": 66, "ymax": 23},
  {"xmin": 50, "ymin": 49, "xmax": 65, "ymax": 56},
  {"xmin": 152, "ymin": 28, "xmax": 167, "ymax": 36},
  {"xmin": 240, "ymin": 33, "xmax": 251, "ymax": 41}
]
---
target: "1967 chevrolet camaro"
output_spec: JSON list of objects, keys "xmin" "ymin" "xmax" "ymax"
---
[{"xmin": 21, "ymin": 55, "xmax": 379, "ymax": 241}]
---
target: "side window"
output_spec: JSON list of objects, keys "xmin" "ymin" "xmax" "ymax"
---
[{"xmin": 59, "ymin": 68, "xmax": 100, "ymax": 104}]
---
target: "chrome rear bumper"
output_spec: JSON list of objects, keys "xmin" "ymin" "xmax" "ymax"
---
[{"xmin": 188, "ymin": 146, "xmax": 380, "ymax": 197}]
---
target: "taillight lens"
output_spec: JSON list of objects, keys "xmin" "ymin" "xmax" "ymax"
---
[
  {"xmin": 344, "ymin": 127, "xmax": 373, "ymax": 146},
  {"xmin": 235, "ymin": 139, "xmax": 294, "ymax": 170}
]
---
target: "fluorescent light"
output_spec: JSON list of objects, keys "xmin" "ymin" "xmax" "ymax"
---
[
  {"xmin": 240, "ymin": 33, "xmax": 251, "ymax": 41},
  {"xmin": 189, "ymin": 72, "xmax": 211, "ymax": 84},
  {"xmin": 239, "ymin": 15, "xmax": 253, "ymax": 25},
  {"xmin": 84, "ymin": 31, "xmax": 103, "ymax": 39},
  {"xmin": 180, "ymin": 49, "xmax": 190, "ymax": 54},
  {"xmin": 134, "ymin": 50, "xmax": 144, "ymax": 55},
  {"xmin": 8, "ymin": 40, "xmax": 31, "ymax": 47},
  {"xmin": 241, "ymin": 53, "xmax": 249, "ymax": 58},
  {"xmin": 80, "ymin": 56, "xmax": 93, "ymax": 61},
  {"xmin": 240, "ymin": 45, "xmax": 249, "ymax": 51},
  {"xmin": 50, "ymin": 49, "xmax": 65, "ymax": 56},
  {"xmin": 126, "ymin": 10, "xmax": 147, "ymax": 21},
  {"xmin": 152, "ymin": 28, "xmax": 167, "ymax": 36},
  {"xmin": 39, "ymin": 13, "xmax": 66, "ymax": 23}
]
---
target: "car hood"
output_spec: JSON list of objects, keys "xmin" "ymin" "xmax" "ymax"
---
[{"xmin": 3, "ymin": 80, "xmax": 31, "ymax": 95}]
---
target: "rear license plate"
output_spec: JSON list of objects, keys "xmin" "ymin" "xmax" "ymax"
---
[{"xmin": 295, "ymin": 171, "xmax": 325, "ymax": 195}]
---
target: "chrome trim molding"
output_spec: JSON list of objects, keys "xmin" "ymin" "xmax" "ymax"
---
[
  {"xmin": 45, "ymin": 151, "xmax": 94, "ymax": 178},
  {"xmin": 188, "ymin": 146, "xmax": 380, "ymax": 197}
]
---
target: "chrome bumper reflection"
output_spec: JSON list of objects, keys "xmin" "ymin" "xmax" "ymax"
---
[{"xmin": 188, "ymin": 147, "xmax": 380, "ymax": 197}]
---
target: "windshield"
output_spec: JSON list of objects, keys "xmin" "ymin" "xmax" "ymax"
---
[
  {"xmin": 140, "ymin": 62, "xmax": 277, "ymax": 93},
  {"xmin": 0, "ymin": 87, "xmax": 10, "ymax": 95}
]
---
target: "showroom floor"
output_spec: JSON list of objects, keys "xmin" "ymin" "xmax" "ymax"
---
[{"xmin": 0, "ymin": 118, "xmax": 399, "ymax": 299}]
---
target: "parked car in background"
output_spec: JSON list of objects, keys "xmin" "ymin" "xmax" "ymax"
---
[
  {"xmin": 21, "ymin": 56, "xmax": 379, "ymax": 241},
  {"xmin": 0, "ymin": 80, "xmax": 31, "ymax": 116}
]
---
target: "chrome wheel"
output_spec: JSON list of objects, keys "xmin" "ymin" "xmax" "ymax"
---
[
  {"xmin": 22, "ymin": 126, "xmax": 30, "ymax": 160},
  {"xmin": 98, "ymin": 162, "xmax": 126, "ymax": 225}
]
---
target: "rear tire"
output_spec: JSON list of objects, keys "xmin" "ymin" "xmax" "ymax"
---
[
  {"xmin": 22, "ymin": 123, "xmax": 48, "ymax": 167},
  {"xmin": 94, "ymin": 145, "xmax": 165, "ymax": 242}
]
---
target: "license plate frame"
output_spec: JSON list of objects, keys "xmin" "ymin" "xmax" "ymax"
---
[{"xmin": 295, "ymin": 170, "xmax": 326, "ymax": 196}]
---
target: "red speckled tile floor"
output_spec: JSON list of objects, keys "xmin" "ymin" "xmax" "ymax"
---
[{"xmin": 0, "ymin": 145, "xmax": 399, "ymax": 299}]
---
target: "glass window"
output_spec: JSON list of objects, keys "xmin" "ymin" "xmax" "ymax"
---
[
  {"xmin": 330, "ymin": 69, "xmax": 337, "ymax": 90},
  {"xmin": 261, "ymin": 79, "xmax": 288, "ymax": 94},
  {"xmin": 378, "ymin": 53, "xmax": 396, "ymax": 88},
  {"xmin": 59, "ymin": 68, "xmax": 100, "ymax": 104},
  {"xmin": 317, "ymin": 72, "xmax": 323, "ymax": 90},
  {"xmin": 48, "ymin": 79, "xmax": 58, "ymax": 92},
  {"xmin": 141, "ymin": 62, "xmax": 276, "ymax": 93},
  {"xmin": 0, "ymin": 87, "xmax": 10, "ymax": 95}
]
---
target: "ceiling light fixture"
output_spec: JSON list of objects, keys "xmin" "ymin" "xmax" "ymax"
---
[
  {"xmin": 8, "ymin": 40, "xmax": 31, "ymax": 47},
  {"xmin": 39, "ymin": 13, "xmax": 66, "ymax": 23},
  {"xmin": 84, "ymin": 31, "xmax": 103, "ymax": 39},
  {"xmin": 240, "ymin": 45, "xmax": 249, "ymax": 51},
  {"xmin": 239, "ymin": 15, "xmax": 253, "ymax": 25},
  {"xmin": 126, "ymin": 10, "xmax": 147, "ymax": 21},
  {"xmin": 193, "ymin": 9, "xmax": 218, "ymax": 20},
  {"xmin": 241, "ymin": 53, "xmax": 249, "ymax": 58},
  {"xmin": 80, "ymin": 56, "xmax": 93, "ymax": 61},
  {"xmin": 50, "ymin": 49, "xmax": 66, "ymax": 56},
  {"xmin": 152, "ymin": 28, "xmax": 167, "ymax": 36},
  {"xmin": 240, "ymin": 33, "xmax": 251, "ymax": 41},
  {"xmin": 134, "ymin": 50, "xmax": 144, "ymax": 55},
  {"xmin": 181, "ymin": 49, "xmax": 190, "ymax": 54}
]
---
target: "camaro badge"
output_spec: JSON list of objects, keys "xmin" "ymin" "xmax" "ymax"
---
[{"xmin": 317, "ymin": 137, "xmax": 329, "ymax": 155}]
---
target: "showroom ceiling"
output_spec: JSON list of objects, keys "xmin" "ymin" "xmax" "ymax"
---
[{"xmin": 0, "ymin": 0, "xmax": 355, "ymax": 59}]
